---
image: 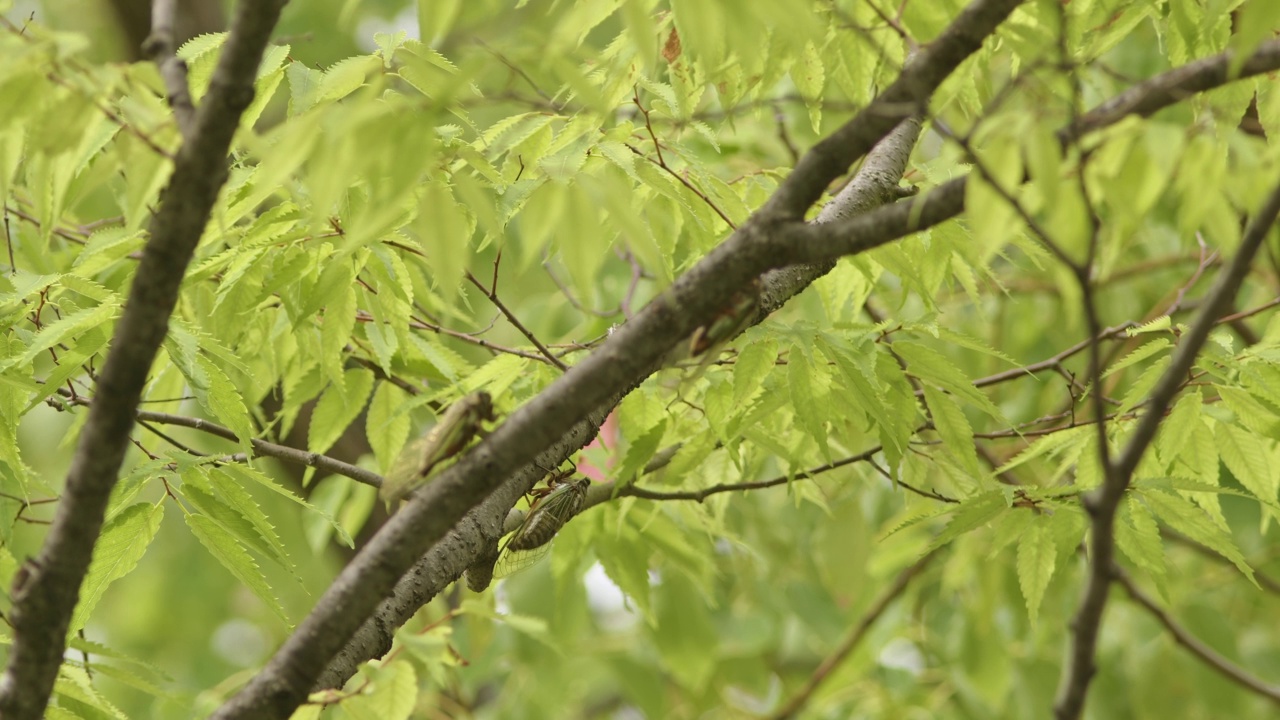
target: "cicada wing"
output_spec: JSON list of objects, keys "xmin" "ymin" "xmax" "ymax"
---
[{"xmin": 493, "ymin": 537, "xmax": 554, "ymax": 579}]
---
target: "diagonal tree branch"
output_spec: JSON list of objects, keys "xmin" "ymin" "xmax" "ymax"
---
[
  {"xmin": 212, "ymin": 3, "xmax": 1023, "ymax": 717},
  {"xmin": 1053, "ymin": 177, "xmax": 1280, "ymax": 720},
  {"xmin": 769, "ymin": 548, "xmax": 941, "ymax": 720},
  {"xmin": 306, "ymin": 26, "xmax": 1280, "ymax": 700},
  {"xmin": 0, "ymin": 2, "xmax": 290, "ymax": 718},
  {"xmin": 760, "ymin": 0, "xmax": 1025, "ymax": 219},
  {"xmin": 1112, "ymin": 566, "xmax": 1280, "ymax": 705}
]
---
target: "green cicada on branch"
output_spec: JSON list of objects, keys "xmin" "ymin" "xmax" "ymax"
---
[
  {"xmin": 379, "ymin": 391, "xmax": 497, "ymax": 508},
  {"xmin": 464, "ymin": 471, "xmax": 590, "ymax": 590}
]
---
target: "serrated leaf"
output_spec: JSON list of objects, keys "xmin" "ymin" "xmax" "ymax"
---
[
  {"xmin": 367, "ymin": 382, "xmax": 411, "ymax": 472},
  {"xmin": 615, "ymin": 419, "xmax": 666, "ymax": 486},
  {"xmin": 1156, "ymin": 389, "xmax": 1202, "ymax": 469},
  {"xmin": 1140, "ymin": 489, "xmax": 1256, "ymax": 586},
  {"xmin": 923, "ymin": 386, "xmax": 985, "ymax": 483},
  {"xmin": 8, "ymin": 297, "xmax": 119, "ymax": 370},
  {"xmin": 416, "ymin": 181, "xmax": 471, "ymax": 307},
  {"xmin": 220, "ymin": 464, "xmax": 353, "ymax": 548},
  {"xmin": 321, "ymin": 283, "xmax": 356, "ymax": 387},
  {"xmin": 316, "ymin": 55, "xmax": 379, "ymax": 103},
  {"xmin": 792, "ymin": 40, "xmax": 824, "ymax": 132},
  {"xmin": 788, "ymin": 343, "xmax": 831, "ymax": 458},
  {"xmin": 1214, "ymin": 422, "xmax": 1277, "ymax": 504},
  {"xmin": 70, "ymin": 502, "xmax": 163, "ymax": 634},
  {"xmin": 1116, "ymin": 496, "xmax": 1167, "ymax": 593},
  {"xmin": 593, "ymin": 526, "xmax": 652, "ymax": 620},
  {"xmin": 1016, "ymin": 521, "xmax": 1056, "ymax": 625},
  {"xmin": 186, "ymin": 512, "xmax": 290, "ymax": 623},
  {"xmin": 309, "ymin": 367, "xmax": 375, "ymax": 455},
  {"xmin": 1102, "ymin": 338, "xmax": 1172, "ymax": 379},
  {"xmin": 733, "ymin": 336, "xmax": 777, "ymax": 405},
  {"xmin": 1126, "ymin": 315, "xmax": 1172, "ymax": 335},
  {"xmin": 927, "ymin": 491, "xmax": 1006, "ymax": 551},
  {"xmin": 1116, "ymin": 357, "xmax": 1170, "ymax": 416},
  {"xmin": 894, "ymin": 341, "xmax": 1005, "ymax": 424}
]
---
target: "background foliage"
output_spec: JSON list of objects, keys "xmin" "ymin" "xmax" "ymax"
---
[{"xmin": 3, "ymin": 0, "xmax": 1280, "ymax": 718}]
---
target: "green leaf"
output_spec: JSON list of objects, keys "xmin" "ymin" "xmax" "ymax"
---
[
  {"xmin": 927, "ymin": 491, "xmax": 1006, "ymax": 551},
  {"xmin": 1016, "ymin": 521, "xmax": 1056, "ymax": 625},
  {"xmin": 1102, "ymin": 338, "xmax": 1171, "ymax": 379},
  {"xmin": 1115, "ymin": 496, "xmax": 1167, "ymax": 594},
  {"xmin": 222, "ymin": 464, "xmax": 353, "ymax": 548},
  {"xmin": 732, "ymin": 335, "xmax": 777, "ymax": 405},
  {"xmin": 922, "ymin": 386, "xmax": 985, "ymax": 483},
  {"xmin": 894, "ymin": 341, "xmax": 1005, "ymax": 424},
  {"xmin": 196, "ymin": 355, "xmax": 256, "ymax": 446},
  {"xmin": 788, "ymin": 343, "xmax": 831, "ymax": 458},
  {"xmin": 615, "ymin": 419, "xmax": 666, "ymax": 487},
  {"xmin": 1214, "ymin": 421, "xmax": 1277, "ymax": 505},
  {"xmin": 309, "ymin": 367, "xmax": 376, "ymax": 455},
  {"xmin": 1156, "ymin": 389, "xmax": 1203, "ymax": 469},
  {"xmin": 185, "ymin": 512, "xmax": 290, "ymax": 623},
  {"xmin": 594, "ymin": 523, "xmax": 652, "ymax": 621},
  {"xmin": 415, "ymin": 180, "xmax": 472, "ymax": 307},
  {"xmin": 1140, "ymin": 489, "xmax": 1256, "ymax": 586},
  {"xmin": 70, "ymin": 502, "xmax": 163, "ymax": 634},
  {"xmin": 321, "ymin": 283, "xmax": 357, "ymax": 387},
  {"xmin": 6, "ymin": 297, "xmax": 119, "ymax": 371},
  {"xmin": 367, "ymin": 382, "xmax": 412, "ymax": 473}
]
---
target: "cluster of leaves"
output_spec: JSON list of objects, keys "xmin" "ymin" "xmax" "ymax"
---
[{"xmin": 2, "ymin": 0, "xmax": 1280, "ymax": 718}]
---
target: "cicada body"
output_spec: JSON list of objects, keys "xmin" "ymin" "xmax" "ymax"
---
[
  {"xmin": 494, "ymin": 477, "xmax": 589, "ymax": 578},
  {"xmin": 380, "ymin": 391, "xmax": 497, "ymax": 507}
]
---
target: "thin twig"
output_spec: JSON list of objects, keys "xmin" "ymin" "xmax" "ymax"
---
[
  {"xmin": 465, "ymin": 271, "xmax": 568, "ymax": 371},
  {"xmin": 53, "ymin": 391, "xmax": 383, "ymax": 489},
  {"xmin": 769, "ymin": 548, "xmax": 940, "ymax": 719},
  {"xmin": 1112, "ymin": 567, "xmax": 1280, "ymax": 705}
]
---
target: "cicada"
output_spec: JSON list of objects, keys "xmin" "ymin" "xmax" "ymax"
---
[
  {"xmin": 380, "ymin": 391, "xmax": 497, "ymax": 508},
  {"xmin": 492, "ymin": 474, "xmax": 590, "ymax": 579}
]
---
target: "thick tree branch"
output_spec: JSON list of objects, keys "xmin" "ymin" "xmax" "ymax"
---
[
  {"xmin": 1060, "ymin": 38, "xmax": 1280, "ymax": 145},
  {"xmin": 214, "ymin": 5, "xmax": 1020, "ymax": 715},
  {"xmin": 303, "ymin": 28, "xmax": 1280, "ymax": 703},
  {"xmin": 1053, "ymin": 178, "xmax": 1280, "ymax": 720},
  {"xmin": 1113, "ymin": 567, "xmax": 1280, "ymax": 705},
  {"xmin": 0, "ymin": 3, "xmax": 289, "ymax": 718},
  {"xmin": 769, "ymin": 549, "xmax": 941, "ymax": 720}
]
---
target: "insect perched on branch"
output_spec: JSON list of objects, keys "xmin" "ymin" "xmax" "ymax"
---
[
  {"xmin": 473, "ymin": 467, "xmax": 590, "ymax": 584},
  {"xmin": 379, "ymin": 391, "xmax": 497, "ymax": 508}
]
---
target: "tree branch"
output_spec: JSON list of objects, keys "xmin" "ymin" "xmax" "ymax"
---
[
  {"xmin": 1112, "ymin": 567, "xmax": 1280, "ymax": 705},
  {"xmin": 0, "ymin": 2, "xmax": 289, "ymax": 718},
  {"xmin": 142, "ymin": 0, "xmax": 196, "ymax": 137},
  {"xmin": 213, "ymin": 6, "xmax": 1022, "ymax": 715},
  {"xmin": 216, "ymin": 14, "xmax": 1280, "ymax": 719},
  {"xmin": 760, "ymin": 0, "xmax": 1025, "ymax": 219},
  {"xmin": 53, "ymin": 389, "xmax": 384, "ymax": 488},
  {"xmin": 769, "ymin": 548, "xmax": 941, "ymax": 719},
  {"xmin": 299, "ymin": 21, "xmax": 1280, "ymax": 705},
  {"xmin": 1053, "ymin": 177, "xmax": 1280, "ymax": 720}
]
